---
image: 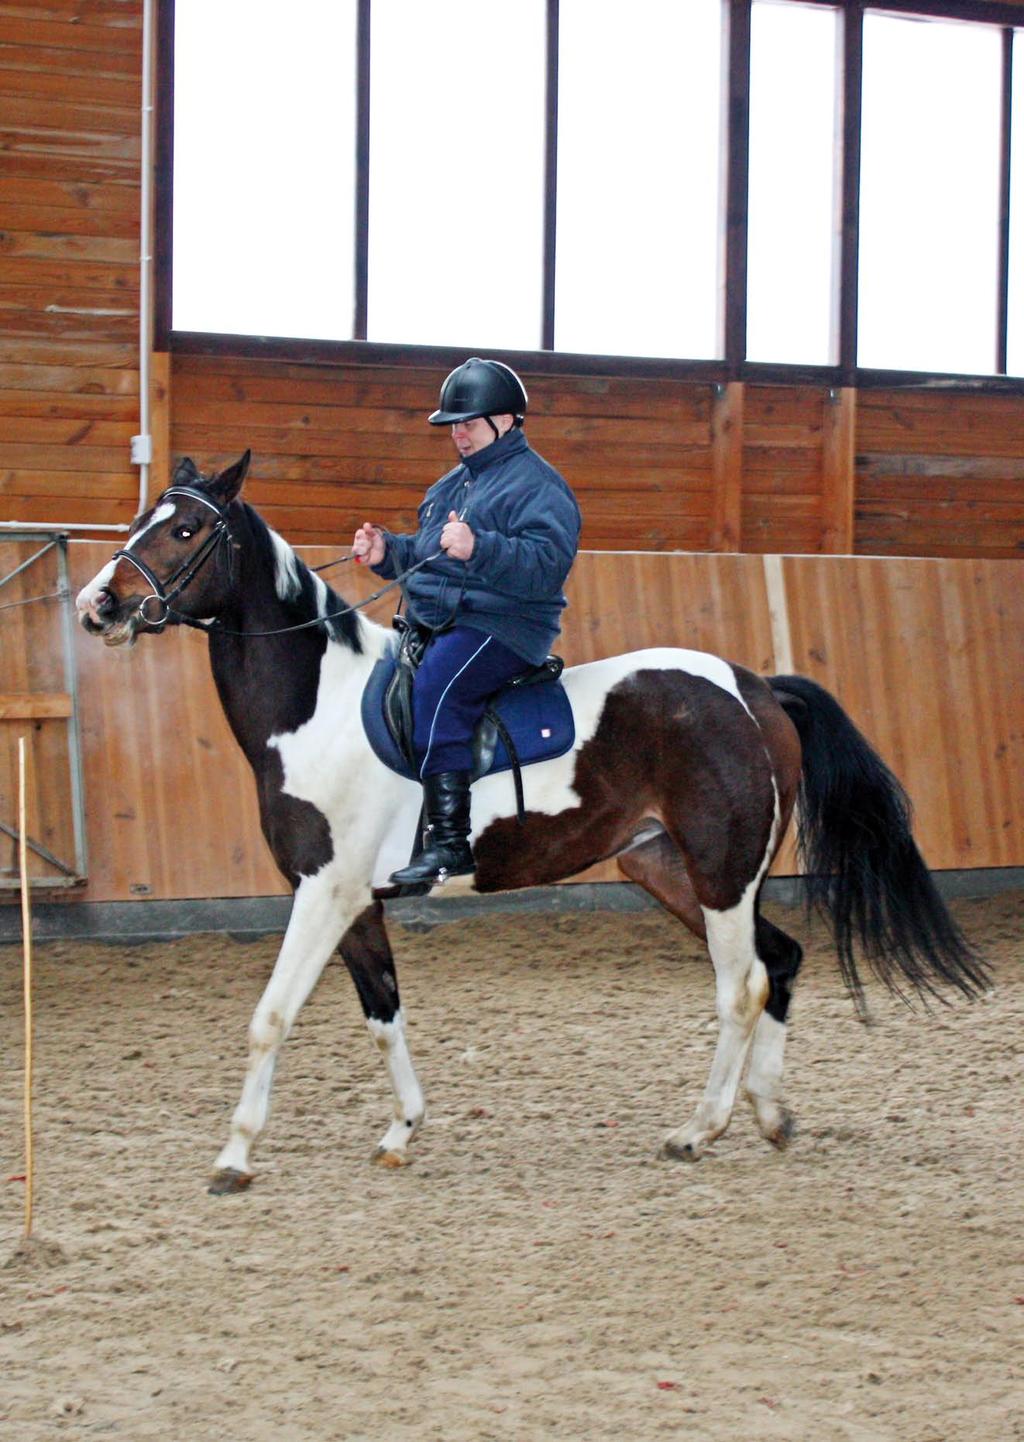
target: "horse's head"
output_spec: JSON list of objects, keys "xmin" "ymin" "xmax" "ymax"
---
[{"xmin": 76, "ymin": 450, "xmax": 251, "ymax": 646}]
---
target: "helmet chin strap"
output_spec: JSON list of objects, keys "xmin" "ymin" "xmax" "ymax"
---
[{"xmin": 484, "ymin": 415, "xmax": 500, "ymax": 440}]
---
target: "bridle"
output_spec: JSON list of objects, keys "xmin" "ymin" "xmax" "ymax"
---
[
  {"xmin": 112, "ymin": 483, "xmax": 443, "ymax": 639},
  {"xmin": 113, "ymin": 485, "xmax": 231, "ymax": 629}
]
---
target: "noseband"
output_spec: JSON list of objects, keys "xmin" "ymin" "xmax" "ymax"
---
[{"xmin": 112, "ymin": 486, "xmax": 230, "ymax": 628}]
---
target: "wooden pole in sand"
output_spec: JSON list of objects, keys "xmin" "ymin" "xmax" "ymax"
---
[{"xmin": 18, "ymin": 736, "xmax": 34, "ymax": 1239}]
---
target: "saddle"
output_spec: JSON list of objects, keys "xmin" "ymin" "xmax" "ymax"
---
[{"xmin": 361, "ymin": 620, "xmax": 575, "ymax": 823}]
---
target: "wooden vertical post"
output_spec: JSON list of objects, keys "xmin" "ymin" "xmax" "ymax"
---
[
  {"xmin": 710, "ymin": 381, "xmax": 745, "ymax": 552},
  {"xmin": 821, "ymin": 385, "xmax": 856, "ymax": 554},
  {"xmin": 150, "ymin": 351, "xmax": 172, "ymax": 496},
  {"xmin": 18, "ymin": 736, "xmax": 34, "ymax": 1240}
]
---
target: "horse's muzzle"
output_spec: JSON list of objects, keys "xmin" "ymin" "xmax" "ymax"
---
[{"xmin": 76, "ymin": 584, "xmax": 143, "ymax": 647}]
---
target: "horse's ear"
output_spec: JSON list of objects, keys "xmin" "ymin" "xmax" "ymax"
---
[
  {"xmin": 172, "ymin": 456, "xmax": 200, "ymax": 486},
  {"xmin": 211, "ymin": 449, "xmax": 251, "ymax": 504}
]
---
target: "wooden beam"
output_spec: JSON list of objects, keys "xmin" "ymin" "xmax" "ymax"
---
[
  {"xmin": 0, "ymin": 693, "xmax": 73, "ymax": 720},
  {"xmin": 710, "ymin": 381, "xmax": 745, "ymax": 552},
  {"xmin": 150, "ymin": 349, "xmax": 172, "ymax": 494},
  {"xmin": 821, "ymin": 385, "xmax": 856, "ymax": 553}
]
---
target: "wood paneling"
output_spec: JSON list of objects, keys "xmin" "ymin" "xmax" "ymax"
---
[
  {"xmin": 0, "ymin": 0, "xmax": 1022, "ymax": 571},
  {"xmin": 0, "ymin": 539, "xmax": 80, "ymax": 886},
  {"xmin": 783, "ymin": 556, "xmax": 1024, "ymax": 872},
  {"xmin": 0, "ymin": 0, "xmax": 141, "ymax": 532},
  {"xmin": 3, "ymin": 544, "xmax": 1014, "ymax": 905}
]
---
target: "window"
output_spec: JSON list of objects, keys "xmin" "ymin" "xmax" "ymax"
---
[
  {"xmin": 367, "ymin": 0, "xmax": 546, "ymax": 348},
  {"xmin": 172, "ymin": 0, "xmax": 357, "ymax": 342},
  {"xmin": 858, "ymin": 12, "xmax": 1003, "ymax": 374},
  {"xmin": 747, "ymin": 1, "xmax": 839, "ymax": 366},
  {"xmin": 164, "ymin": 1, "xmax": 1024, "ymax": 387},
  {"xmin": 1008, "ymin": 30, "xmax": 1024, "ymax": 377},
  {"xmin": 554, "ymin": 0, "xmax": 722, "ymax": 360}
]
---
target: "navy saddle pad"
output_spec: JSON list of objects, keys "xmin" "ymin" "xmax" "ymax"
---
[{"xmin": 361, "ymin": 647, "xmax": 576, "ymax": 783}]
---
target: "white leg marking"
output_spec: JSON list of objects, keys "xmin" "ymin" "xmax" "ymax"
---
[
  {"xmin": 663, "ymin": 780, "xmax": 781, "ymax": 1161},
  {"xmin": 367, "ymin": 1014, "xmax": 426, "ymax": 1162},
  {"xmin": 213, "ymin": 873, "xmax": 357, "ymax": 1180},
  {"xmin": 745, "ymin": 1012, "xmax": 793, "ymax": 1144}
]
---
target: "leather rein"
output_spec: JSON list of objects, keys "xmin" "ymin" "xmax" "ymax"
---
[{"xmin": 114, "ymin": 485, "xmax": 438, "ymax": 639}]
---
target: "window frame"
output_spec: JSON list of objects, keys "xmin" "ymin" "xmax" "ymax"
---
[{"xmin": 155, "ymin": 0, "xmax": 1024, "ymax": 394}]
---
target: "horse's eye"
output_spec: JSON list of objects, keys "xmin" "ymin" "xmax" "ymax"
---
[{"xmin": 173, "ymin": 525, "xmax": 195, "ymax": 541}]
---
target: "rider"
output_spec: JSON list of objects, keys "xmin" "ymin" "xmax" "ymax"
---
[{"xmin": 352, "ymin": 357, "xmax": 582, "ymax": 887}]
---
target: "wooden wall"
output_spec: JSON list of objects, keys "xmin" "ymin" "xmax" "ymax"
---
[
  {"xmin": 0, "ymin": 0, "xmax": 1021, "ymax": 908},
  {"xmin": 0, "ymin": 0, "xmax": 1023, "ymax": 561},
  {"xmin": 0, "ymin": 545, "xmax": 1013, "ymax": 905},
  {"xmin": 0, "ymin": 0, "xmax": 141, "ymax": 530}
]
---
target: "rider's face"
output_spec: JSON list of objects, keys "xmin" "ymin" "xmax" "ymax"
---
[{"xmin": 451, "ymin": 414, "xmax": 513, "ymax": 458}]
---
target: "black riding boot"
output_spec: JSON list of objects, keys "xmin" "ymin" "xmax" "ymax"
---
[{"xmin": 389, "ymin": 770, "xmax": 475, "ymax": 886}]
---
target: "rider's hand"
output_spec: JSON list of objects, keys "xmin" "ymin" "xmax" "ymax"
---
[
  {"xmin": 440, "ymin": 511, "xmax": 475, "ymax": 562},
  {"xmin": 352, "ymin": 522, "xmax": 385, "ymax": 566}
]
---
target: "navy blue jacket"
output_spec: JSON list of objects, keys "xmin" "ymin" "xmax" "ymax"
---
[{"xmin": 373, "ymin": 428, "xmax": 581, "ymax": 665}]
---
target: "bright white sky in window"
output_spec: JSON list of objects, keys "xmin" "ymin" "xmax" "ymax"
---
[
  {"xmin": 172, "ymin": 1, "xmax": 1019, "ymax": 378},
  {"xmin": 367, "ymin": 0, "xmax": 545, "ymax": 349},
  {"xmin": 173, "ymin": 0, "xmax": 357, "ymax": 341},
  {"xmin": 1007, "ymin": 31, "xmax": 1024, "ymax": 377},
  {"xmin": 555, "ymin": 0, "xmax": 722, "ymax": 360},
  {"xmin": 858, "ymin": 13, "xmax": 1002, "ymax": 375},
  {"xmin": 747, "ymin": 1, "xmax": 838, "ymax": 366}
]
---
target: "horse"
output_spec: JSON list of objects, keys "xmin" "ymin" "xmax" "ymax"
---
[{"xmin": 75, "ymin": 451, "xmax": 988, "ymax": 1194}]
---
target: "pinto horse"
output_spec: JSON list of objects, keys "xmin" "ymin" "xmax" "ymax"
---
[{"xmin": 76, "ymin": 453, "xmax": 987, "ymax": 1193}]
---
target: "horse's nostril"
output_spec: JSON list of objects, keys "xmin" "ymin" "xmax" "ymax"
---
[{"xmin": 95, "ymin": 587, "xmax": 117, "ymax": 616}]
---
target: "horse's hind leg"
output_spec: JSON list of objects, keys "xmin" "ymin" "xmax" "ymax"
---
[
  {"xmin": 661, "ymin": 879, "xmax": 769, "ymax": 1161},
  {"xmin": 339, "ymin": 901, "xmax": 425, "ymax": 1167},
  {"xmin": 210, "ymin": 873, "xmax": 357, "ymax": 1194},
  {"xmin": 744, "ymin": 911, "xmax": 802, "ymax": 1148},
  {"xmin": 620, "ymin": 836, "xmax": 771, "ymax": 1158}
]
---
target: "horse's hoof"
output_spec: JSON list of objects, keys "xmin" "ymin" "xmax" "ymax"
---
[
  {"xmin": 208, "ymin": 1167, "xmax": 254, "ymax": 1195},
  {"xmin": 371, "ymin": 1146, "xmax": 411, "ymax": 1169},
  {"xmin": 660, "ymin": 1133, "xmax": 704, "ymax": 1163},
  {"xmin": 767, "ymin": 1109, "xmax": 796, "ymax": 1150}
]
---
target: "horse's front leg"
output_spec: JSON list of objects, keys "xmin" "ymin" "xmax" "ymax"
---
[
  {"xmin": 209, "ymin": 871, "xmax": 362, "ymax": 1194},
  {"xmin": 339, "ymin": 901, "xmax": 425, "ymax": 1167}
]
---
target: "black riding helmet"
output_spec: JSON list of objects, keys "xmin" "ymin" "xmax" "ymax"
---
[{"xmin": 428, "ymin": 357, "xmax": 528, "ymax": 430}]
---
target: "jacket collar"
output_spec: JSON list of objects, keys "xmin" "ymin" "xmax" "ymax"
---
[{"xmin": 461, "ymin": 425, "xmax": 528, "ymax": 478}]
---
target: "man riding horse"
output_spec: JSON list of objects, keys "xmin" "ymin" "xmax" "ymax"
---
[{"xmin": 352, "ymin": 358, "xmax": 582, "ymax": 888}]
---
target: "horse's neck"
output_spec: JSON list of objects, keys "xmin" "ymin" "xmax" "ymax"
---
[{"xmin": 207, "ymin": 552, "xmax": 387, "ymax": 769}]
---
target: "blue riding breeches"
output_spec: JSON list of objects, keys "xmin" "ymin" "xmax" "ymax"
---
[{"xmin": 412, "ymin": 626, "xmax": 530, "ymax": 778}]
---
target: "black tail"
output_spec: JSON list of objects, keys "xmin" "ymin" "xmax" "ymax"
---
[{"xmin": 770, "ymin": 674, "xmax": 990, "ymax": 1005}]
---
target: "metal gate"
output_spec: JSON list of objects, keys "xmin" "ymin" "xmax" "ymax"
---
[{"xmin": 0, "ymin": 533, "xmax": 87, "ymax": 890}]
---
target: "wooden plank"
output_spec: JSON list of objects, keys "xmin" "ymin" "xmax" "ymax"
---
[
  {"xmin": 0, "ymin": 174, "xmax": 139, "ymax": 211},
  {"xmin": 0, "ymin": 256, "xmax": 138, "ymax": 292},
  {"xmin": 821, "ymin": 386, "xmax": 856, "ymax": 553},
  {"xmin": 0, "ymin": 17, "xmax": 140, "ymax": 53},
  {"xmin": 783, "ymin": 555, "xmax": 1024, "ymax": 870},
  {"xmin": 0, "ymin": 61, "xmax": 138, "ymax": 106},
  {"xmin": 0, "ymin": 692, "xmax": 72, "ymax": 719},
  {"xmin": 0, "ymin": 387, "xmax": 139, "ymax": 420},
  {"xmin": 710, "ymin": 381, "xmax": 744, "ymax": 551},
  {"xmin": 0, "ymin": 95, "xmax": 138, "ymax": 136},
  {"xmin": 150, "ymin": 350, "xmax": 171, "ymax": 497}
]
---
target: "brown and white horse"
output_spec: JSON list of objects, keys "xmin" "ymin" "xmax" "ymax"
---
[{"xmin": 76, "ymin": 453, "xmax": 987, "ymax": 1193}]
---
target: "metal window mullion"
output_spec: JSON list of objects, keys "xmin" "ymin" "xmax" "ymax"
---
[
  {"xmin": 997, "ymin": 27, "xmax": 1013, "ymax": 375},
  {"xmin": 542, "ymin": 0, "xmax": 559, "ymax": 352},
  {"xmin": 724, "ymin": 0, "xmax": 751, "ymax": 378},
  {"xmin": 838, "ymin": 1, "xmax": 863, "ymax": 384}
]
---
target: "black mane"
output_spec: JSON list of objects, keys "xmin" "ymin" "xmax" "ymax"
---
[{"xmin": 236, "ymin": 500, "xmax": 364, "ymax": 653}]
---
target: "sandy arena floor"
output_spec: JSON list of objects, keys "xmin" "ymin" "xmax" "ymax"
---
[{"xmin": 1, "ymin": 891, "xmax": 1021, "ymax": 1441}]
